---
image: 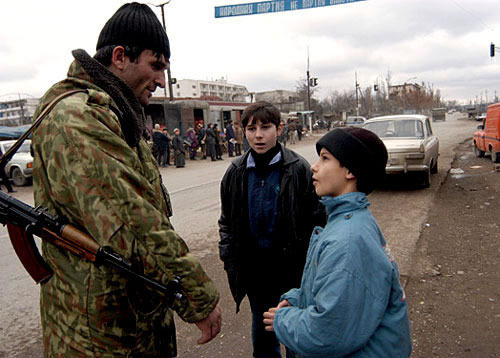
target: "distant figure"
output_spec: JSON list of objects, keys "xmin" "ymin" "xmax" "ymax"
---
[
  {"xmin": 206, "ymin": 123, "xmax": 217, "ymax": 161},
  {"xmin": 278, "ymin": 120, "xmax": 288, "ymax": 147},
  {"xmin": 214, "ymin": 123, "xmax": 223, "ymax": 160},
  {"xmin": 288, "ymin": 120, "xmax": 297, "ymax": 144},
  {"xmin": 152, "ymin": 123, "xmax": 169, "ymax": 167},
  {"xmin": 296, "ymin": 121, "xmax": 303, "ymax": 141},
  {"xmin": 162, "ymin": 128, "xmax": 171, "ymax": 166},
  {"xmin": 234, "ymin": 122, "xmax": 244, "ymax": 156},
  {"xmin": 197, "ymin": 123, "xmax": 207, "ymax": 159},
  {"xmin": 186, "ymin": 127, "xmax": 199, "ymax": 160},
  {"xmin": 172, "ymin": 128, "xmax": 185, "ymax": 168},
  {"xmin": 225, "ymin": 120, "xmax": 235, "ymax": 157}
]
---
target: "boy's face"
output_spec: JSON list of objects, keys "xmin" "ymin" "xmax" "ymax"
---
[
  {"xmin": 311, "ymin": 148, "xmax": 353, "ymax": 197},
  {"xmin": 245, "ymin": 117, "xmax": 278, "ymax": 154}
]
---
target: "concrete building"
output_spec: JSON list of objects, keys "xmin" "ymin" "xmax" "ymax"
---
[
  {"xmin": 253, "ymin": 89, "xmax": 304, "ymax": 112},
  {"xmin": 0, "ymin": 97, "xmax": 39, "ymax": 126},
  {"xmin": 163, "ymin": 78, "xmax": 249, "ymax": 102},
  {"xmin": 388, "ymin": 83, "xmax": 422, "ymax": 99}
]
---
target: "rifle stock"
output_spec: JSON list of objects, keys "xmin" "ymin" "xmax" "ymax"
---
[{"xmin": 0, "ymin": 191, "xmax": 183, "ymax": 303}]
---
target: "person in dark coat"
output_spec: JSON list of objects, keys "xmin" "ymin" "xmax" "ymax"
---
[
  {"xmin": 225, "ymin": 120, "xmax": 235, "ymax": 157},
  {"xmin": 197, "ymin": 123, "xmax": 207, "ymax": 159},
  {"xmin": 205, "ymin": 123, "xmax": 217, "ymax": 161},
  {"xmin": 218, "ymin": 101, "xmax": 326, "ymax": 358},
  {"xmin": 172, "ymin": 128, "xmax": 185, "ymax": 168},
  {"xmin": 162, "ymin": 128, "xmax": 171, "ymax": 166},
  {"xmin": 214, "ymin": 123, "xmax": 223, "ymax": 160},
  {"xmin": 152, "ymin": 123, "xmax": 169, "ymax": 167},
  {"xmin": 296, "ymin": 121, "xmax": 303, "ymax": 141}
]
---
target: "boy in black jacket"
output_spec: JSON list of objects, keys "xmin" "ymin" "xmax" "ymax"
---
[{"xmin": 218, "ymin": 102, "xmax": 325, "ymax": 357}]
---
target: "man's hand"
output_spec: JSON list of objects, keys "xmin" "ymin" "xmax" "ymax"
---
[
  {"xmin": 263, "ymin": 299, "xmax": 290, "ymax": 332},
  {"xmin": 195, "ymin": 303, "xmax": 222, "ymax": 344}
]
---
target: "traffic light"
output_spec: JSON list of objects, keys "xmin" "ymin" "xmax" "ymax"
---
[
  {"xmin": 374, "ymin": 84, "xmax": 379, "ymax": 91},
  {"xmin": 309, "ymin": 78, "xmax": 318, "ymax": 87},
  {"xmin": 491, "ymin": 43, "xmax": 495, "ymax": 57},
  {"xmin": 171, "ymin": 78, "xmax": 177, "ymax": 84}
]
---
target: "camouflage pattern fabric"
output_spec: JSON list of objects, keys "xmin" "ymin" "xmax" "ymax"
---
[{"xmin": 32, "ymin": 59, "xmax": 219, "ymax": 357}]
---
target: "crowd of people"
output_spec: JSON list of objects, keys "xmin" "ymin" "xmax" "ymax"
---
[
  {"xmin": 151, "ymin": 116, "xmax": 310, "ymax": 168},
  {"xmin": 21, "ymin": 3, "xmax": 412, "ymax": 357},
  {"xmin": 151, "ymin": 118, "xmax": 252, "ymax": 166}
]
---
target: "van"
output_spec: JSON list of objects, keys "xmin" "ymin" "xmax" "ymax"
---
[
  {"xmin": 473, "ymin": 102, "xmax": 500, "ymax": 162},
  {"xmin": 346, "ymin": 116, "xmax": 366, "ymax": 127}
]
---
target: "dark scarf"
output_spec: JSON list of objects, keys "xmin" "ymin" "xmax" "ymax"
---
[
  {"xmin": 72, "ymin": 49, "xmax": 146, "ymax": 148},
  {"xmin": 250, "ymin": 142, "xmax": 281, "ymax": 171}
]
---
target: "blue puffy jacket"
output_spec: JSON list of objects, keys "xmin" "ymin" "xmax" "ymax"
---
[{"xmin": 274, "ymin": 192, "xmax": 411, "ymax": 357}]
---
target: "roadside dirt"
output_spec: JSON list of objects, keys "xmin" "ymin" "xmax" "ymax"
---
[{"xmin": 406, "ymin": 140, "xmax": 500, "ymax": 357}]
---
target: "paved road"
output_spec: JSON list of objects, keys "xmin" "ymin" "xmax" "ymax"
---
[{"xmin": 0, "ymin": 114, "xmax": 479, "ymax": 356}]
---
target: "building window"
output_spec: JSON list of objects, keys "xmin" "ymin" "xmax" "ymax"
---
[
  {"xmin": 193, "ymin": 93, "xmax": 197, "ymax": 96},
  {"xmin": 192, "ymin": 85, "xmax": 196, "ymax": 89},
  {"xmin": 176, "ymin": 84, "xmax": 180, "ymax": 89},
  {"xmin": 177, "ymin": 92, "xmax": 181, "ymax": 96}
]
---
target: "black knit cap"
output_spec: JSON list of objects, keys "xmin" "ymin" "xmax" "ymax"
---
[
  {"xmin": 97, "ymin": 2, "xmax": 170, "ymax": 60},
  {"xmin": 316, "ymin": 127, "xmax": 388, "ymax": 194}
]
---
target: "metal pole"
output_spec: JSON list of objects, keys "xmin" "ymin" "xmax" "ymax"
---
[
  {"xmin": 355, "ymin": 72, "xmax": 359, "ymax": 116},
  {"xmin": 156, "ymin": 2, "xmax": 174, "ymax": 101}
]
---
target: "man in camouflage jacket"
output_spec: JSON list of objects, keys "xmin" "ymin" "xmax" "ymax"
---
[{"xmin": 32, "ymin": 3, "xmax": 220, "ymax": 357}]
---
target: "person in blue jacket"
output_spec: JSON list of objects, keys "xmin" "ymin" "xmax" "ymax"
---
[{"xmin": 263, "ymin": 127, "xmax": 412, "ymax": 357}]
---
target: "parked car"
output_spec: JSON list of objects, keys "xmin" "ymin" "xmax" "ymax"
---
[
  {"xmin": 0, "ymin": 140, "xmax": 33, "ymax": 186},
  {"xmin": 363, "ymin": 115, "xmax": 439, "ymax": 188},
  {"xmin": 475, "ymin": 113, "xmax": 487, "ymax": 122},
  {"xmin": 346, "ymin": 116, "xmax": 366, "ymax": 127},
  {"xmin": 473, "ymin": 103, "xmax": 500, "ymax": 162}
]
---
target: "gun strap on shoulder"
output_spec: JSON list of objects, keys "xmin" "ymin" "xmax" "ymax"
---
[{"xmin": 0, "ymin": 89, "xmax": 88, "ymax": 164}]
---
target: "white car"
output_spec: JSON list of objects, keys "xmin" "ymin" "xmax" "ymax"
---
[
  {"xmin": 363, "ymin": 115, "xmax": 439, "ymax": 188},
  {"xmin": 0, "ymin": 140, "xmax": 33, "ymax": 186},
  {"xmin": 346, "ymin": 116, "xmax": 366, "ymax": 127}
]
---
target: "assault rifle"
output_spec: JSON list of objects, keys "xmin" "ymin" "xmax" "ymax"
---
[{"xmin": 0, "ymin": 190, "xmax": 183, "ymax": 305}]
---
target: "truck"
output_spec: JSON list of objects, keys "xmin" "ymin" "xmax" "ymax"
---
[
  {"xmin": 473, "ymin": 102, "xmax": 500, "ymax": 163},
  {"xmin": 431, "ymin": 107, "xmax": 447, "ymax": 122}
]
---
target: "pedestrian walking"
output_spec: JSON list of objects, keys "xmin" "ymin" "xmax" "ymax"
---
[
  {"xmin": 218, "ymin": 101, "xmax": 326, "ymax": 358},
  {"xmin": 172, "ymin": 128, "xmax": 186, "ymax": 168},
  {"xmin": 31, "ymin": 3, "xmax": 220, "ymax": 356},
  {"xmin": 278, "ymin": 120, "xmax": 288, "ymax": 147},
  {"xmin": 264, "ymin": 128, "xmax": 411, "ymax": 357},
  {"xmin": 288, "ymin": 119, "xmax": 297, "ymax": 144}
]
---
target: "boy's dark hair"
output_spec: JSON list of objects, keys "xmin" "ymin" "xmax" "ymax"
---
[
  {"xmin": 241, "ymin": 102, "xmax": 280, "ymax": 129},
  {"xmin": 316, "ymin": 127, "xmax": 388, "ymax": 195}
]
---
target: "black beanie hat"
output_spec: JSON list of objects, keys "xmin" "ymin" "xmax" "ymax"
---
[
  {"xmin": 97, "ymin": 2, "xmax": 170, "ymax": 60},
  {"xmin": 316, "ymin": 127, "xmax": 388, "ymax": 194}
]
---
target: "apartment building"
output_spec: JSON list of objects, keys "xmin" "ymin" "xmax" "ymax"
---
[
  {"xmin": 0, "ymin": 97, "xmax": 39, "ymax": 126},
  {"xmin": 168, "ymin": 78, "xmax": 249, "ymax": 101}
]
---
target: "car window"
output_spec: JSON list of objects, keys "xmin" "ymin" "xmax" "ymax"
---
[
  {"xmin": 3, "ymin": 142, "xmax": 31, "ymax": 153},
  {"xmin": 365, "ymin": 119, "xmax": 424, "ymax": 138},
  {"xmin": 425, "ymin": 119, "xmax": 433, "ymax": 136}
]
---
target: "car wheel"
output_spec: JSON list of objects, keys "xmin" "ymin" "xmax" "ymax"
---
[
  {"xmin": 474, "ymin": 143, "xmax": 485, "ymax": 158},
  {"xmin": 422, "ymin": 168, "xmax": 431, "ymax": 188},
  {"xmin": 492, "ymin": 149, "xmax": 500, "ymax": 163},
  {"xmin": 430, "ymin": 159, "xmax": 438, "ymax": 174},
  {"xmin": 11, "ymin": 167, "xmax": 26, "ymax": 186}
]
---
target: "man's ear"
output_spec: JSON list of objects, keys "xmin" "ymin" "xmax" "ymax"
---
[{"xmin": 110, "ymin": 46, "xmax": 127, "ymax": 71}]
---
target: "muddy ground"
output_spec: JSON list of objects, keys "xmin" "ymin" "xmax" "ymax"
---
[{"xmin": 406, "ymin": 140, "xmax": 500, "ymax": 357}]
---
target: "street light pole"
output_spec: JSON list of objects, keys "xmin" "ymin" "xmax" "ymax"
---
[{"xmin": 154, "ymin": 1, "xmax": 174, "ymax": 101}]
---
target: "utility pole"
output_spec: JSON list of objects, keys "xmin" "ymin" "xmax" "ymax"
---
[
  {"xmin": 355, "ymin": 72, "xmax": 359, "ymax": 116},
  {"xmin": 154, "ymin": 1, "xmax": 174, "ymax": 101},
  {"xmin": 306, "ymin": 49, "xmax": 311, "ymax": 112}
]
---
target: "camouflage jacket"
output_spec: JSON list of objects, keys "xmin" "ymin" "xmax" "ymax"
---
[{"xmin": 33, "ymin": 50, "xmax": 219, "ymax": 357}]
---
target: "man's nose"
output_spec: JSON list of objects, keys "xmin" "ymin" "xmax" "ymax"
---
[{"xmin": 155, "ymin": 72, "xmax": 166, "ymax": 88}]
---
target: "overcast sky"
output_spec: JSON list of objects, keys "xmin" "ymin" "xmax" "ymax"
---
[{"xmin": 1, "ymin": 0, "xmax": 500, "ymax": 104}]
